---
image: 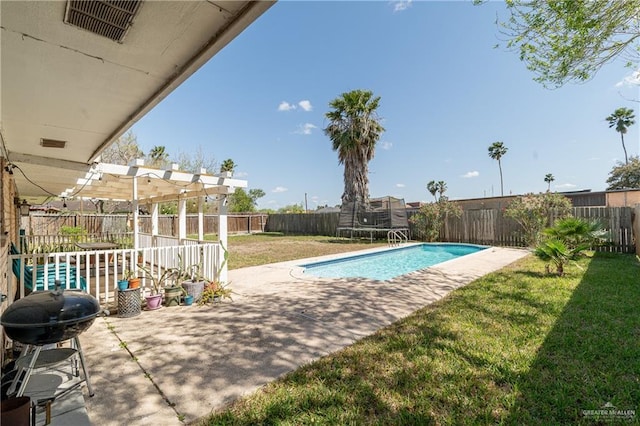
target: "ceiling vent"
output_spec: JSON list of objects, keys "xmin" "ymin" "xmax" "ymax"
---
[
  {"xmin": 64, "ymin": 0, "xmax": 142, "ymax": 43},
  {"xmin": 41, "ymin": 139, "xmax": 67, "ymax": 149}
]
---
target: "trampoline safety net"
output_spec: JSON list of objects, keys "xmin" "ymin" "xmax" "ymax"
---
[{"xmin": 337, "ymin": 196, "xmax": 409, "ymax": 240}]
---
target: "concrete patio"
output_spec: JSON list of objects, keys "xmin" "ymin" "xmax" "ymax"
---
[{"xmin": 72, "ymin": 245, "xmax": 529, "ymax": 425}]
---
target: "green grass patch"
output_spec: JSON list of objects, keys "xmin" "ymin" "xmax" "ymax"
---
[
  {"xmin": 226, "ymin": 234, "xmax": 387, "ymax": 270},
  {"xmin": 202, "ymin": 252, "xmax": 640, "ymax": 425}
]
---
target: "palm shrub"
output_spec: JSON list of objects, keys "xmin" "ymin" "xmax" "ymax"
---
[{"xmin": 534, "ymin": 217, "xmax": 606, "ymax": 276}]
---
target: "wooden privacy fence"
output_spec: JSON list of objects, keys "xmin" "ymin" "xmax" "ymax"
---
[
  {"xmin": 265, "ymin": 207, "xmax": 636, "ymax": 253},
  {"xmin": 265, "ymin": 213, "xmax": 340, "ymax": 235},
  {"xmin": 22, "ymin": 213, "xmax": 268, "ymax": 237}
]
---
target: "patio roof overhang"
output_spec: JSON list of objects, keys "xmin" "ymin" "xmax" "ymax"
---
[{"xmin": 0, "ymin": 1, "xmax": 274, "ymax": 203}]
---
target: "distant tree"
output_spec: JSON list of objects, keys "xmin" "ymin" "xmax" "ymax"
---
[
  {"xmin": 175, "ymin": 146, "xmax": 217, "ymax": 174},
  {"xmin": 426, "ymin": 181, "xmax": 438, "ymax": 202},
  {"xmin": 436, "ymin": 180, "xmax": 447, "ymax": 200},
  {"xmin": 148, "ymin": 145, "xmax": 169, "ymax": 168},
  {"xmin": 159, "ymin": 202, "xmax": 177, "ymax": 215},
  {"xmin": 492, "ymin": 0, "xmax": 640, "ymax": 88},
  {"xmin": 220, "ymin": 159, "xmax": 236, "ymax": 175},
  {"xmin": 278, "ymin": 204, "xmax": 305, "ymax": 214},
  {"xmin": 228, "ymin": 188, "xmax": 265, "ymax": 212},
  {"xmin": 544, "ymin": 173, "xmax": 555, "ymax": 191},
  {"xmin": 606, "ymin": 156, "xmax": 640, "ymax": 190},
  {"xmin": 95, "ymin": 131, "xmax": 144, "ymax": 213},
  {"xmin": 606, "ymin": 107, "xmax": 636, "ymax": 165},
  {"xmin": 324, "ymin": 89, "xmax": 385, "ymax": 204},
  {"xmin": 427, "ymin": 180, "xmax": 447, "ymax": 202},
  {"xmin": 410, "ymin": 198, "xmax": 462, "ymax": 242},
  {"xmin": 505, "ymin": 192, "xmax": 572, "ymax": 247},
  {"xmin": 100, "ymin": 130, "xmax": 144, "ymax": 165},
  {"xmin": 488, "ymin": 141, "xmax": 508, "ymax": 196}
]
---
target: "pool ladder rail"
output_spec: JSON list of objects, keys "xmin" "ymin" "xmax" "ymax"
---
[{"xmin": 387, "ymin": 229, "xmax": 408, "ymax": 246}]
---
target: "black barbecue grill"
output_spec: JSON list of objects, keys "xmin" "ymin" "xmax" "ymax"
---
[{"xmin": 1, "ymin": 282, "xmax": 99, "ymax": 399}]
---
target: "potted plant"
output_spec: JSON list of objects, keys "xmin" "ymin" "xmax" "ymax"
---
[
  {"xmin": 117, "ymin": 279, "xmax": 129, "ymax": 291},
  {"xmin": 124, "ymin": 269, "xmax": 141, "ymax": 289},
  {"xmin": 175, "ymin": 254, "xmax": 206, "ymax": 302},
  {"xmin": 137, "ymin": 265, "xmax": 182, "ymax": 309},
  {"xmin": 198, "ymin": 280, "xmax": 233, "ymax": 305}
]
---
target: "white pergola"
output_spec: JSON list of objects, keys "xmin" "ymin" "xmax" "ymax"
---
[{"xmin": 63, "ymin": 160, "xmax": 247, "ymax": 282}]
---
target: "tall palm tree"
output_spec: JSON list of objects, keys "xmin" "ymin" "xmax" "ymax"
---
[
  {"xmin": 544, "ymin": 173, "xmax": 555, "ymax": 191},
  {"xmin": 488, "ymin": 141, "xmax": 508, "ymax": 196},
  {"xmin": 324, "ymin": 89, "xmax": 384, "ymax": 204},
  {"xmin": 606, "ymin": 107, "xmax": 636, "ymax": 164}
]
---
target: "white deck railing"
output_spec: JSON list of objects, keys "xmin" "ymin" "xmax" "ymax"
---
[
  {"xmin": 20, "ymin": 232, "xmax": 133, "ymax": 253},
  {"xmin": 8, "ymin": 243, "xmax": 221, "ymax": 307}
]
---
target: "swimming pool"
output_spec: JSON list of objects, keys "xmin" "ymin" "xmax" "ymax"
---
[{"xmin": 301, "ymin": 243, "xmax": 487, "ymax": 281}]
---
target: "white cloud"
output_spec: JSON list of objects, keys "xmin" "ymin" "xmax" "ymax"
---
[
  {"xmin": 380, "ymin": 141, "xmax": 393, "ymax": 150},
  {"xmin": 272, "ymin": 186, "xmax": 288, "ymax": 193},
  {"xmin": 615, "ymin": 69, "xmax": 640, "ymax": 87},
  {"xmin": 234, "ymin": 171, "xmax": 248, "ymax": 178},
  {"xmin": 392, "ymin": 0, "xmax": 412, "ymax": 12},
  {"xmin": 555, "ymin": 183, "xmax": 577, "ymax": 189},
  {"xmin": 298, "ymin": 100, "xmax": 313, "ymax": 111},
  {"xmin": 278, "ymin": 101, "xmax": 296, "ymax": 111},
  {"xmin": 461, "ymin": 171, "xmax": 480, "ymax": 178},
  {"xmin": 396, "ymin": 183, "xmax": 405, "ymax": 188},
  {"xmin": 267, "ymin": 200, "xmax": 277, "ymax": 205},
  {"xmin": 294, "ymin": 123, "xmax": 317, "ymax": 135}
]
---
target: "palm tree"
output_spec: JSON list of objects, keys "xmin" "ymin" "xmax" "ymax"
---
[
  {"xmin": 436, "ymin": 180, "xmax": 447, "ymax": 201},
  {"xmin": 427, "ymin": 181, "xmax": 438, "ymax": 202},
  {"xmin": 488, "ymin": 141, "xmax": 508, "ymax": 196},
  {"xmin": 324, "ymin": 89, "xmax": 385, "ymax": 204},
  {"xmin": 148, "ymin": 145, "xmax": 169, "ymax": 168},
  {"xmin": 220, "ymin": 158, "xmax": 235, "ymax": 175},
  {"xmin": 606, "ymin": 107, "xmax": 635, "ymax": 164},
  {"xmin": 544, "ymin": 173, "xmax": 555, "ymax": 191}
]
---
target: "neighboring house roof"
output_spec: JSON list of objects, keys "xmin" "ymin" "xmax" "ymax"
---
[{"xmin": 1, "ymin": 1, "xmax": 274, "ymax": 202}]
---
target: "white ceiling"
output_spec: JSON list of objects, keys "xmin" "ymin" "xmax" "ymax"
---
[{"xmin": 1, "ymin": 1, "xmax": 274, "ymax": 202}]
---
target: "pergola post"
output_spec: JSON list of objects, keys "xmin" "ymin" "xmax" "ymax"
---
[
  {"xmin": 217, "ymin": 194, "xmax": 228, "ymax": 283},
  {"xmin": 178, "ymin": 197, "xmax": 186, "ymax": 244},
  {"xmin": 151, "ymin": 202, "xmax": 159, "ymax": 245},
  {"xmin": 132, "ymin": 175, "xmax": 139, "ymax": 250},
  {"xmin": 197, "ymin": 196, "xmax": 204, "ymax": 241}
]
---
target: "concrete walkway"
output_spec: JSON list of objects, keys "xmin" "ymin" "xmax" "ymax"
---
[{"xmin": 78, "ymin": 245, "xmax": 529, "ymax": 425}]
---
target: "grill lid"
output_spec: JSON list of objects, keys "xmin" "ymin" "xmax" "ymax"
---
[{"xmin": 1, "ymin": 285, "xmax": 100, "ymax": 328}]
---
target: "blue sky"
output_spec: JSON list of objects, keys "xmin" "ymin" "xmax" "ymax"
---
[{"xmin": 130, "ymin": 1, "xmax": 639, "ymax": 210}]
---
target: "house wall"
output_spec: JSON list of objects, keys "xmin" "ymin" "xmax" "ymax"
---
[
  {"xmin": 606, "ymin": 191, "xmax": 640, "ymax": 207},
  {"xmin": 1, "ymin": 156, "xmax": 19, "ymax": 367}
]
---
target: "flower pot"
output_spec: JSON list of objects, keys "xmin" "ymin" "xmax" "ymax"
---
[
  {"xmin": 1, "ymin": 397, "xmax": 31, "ymax": 426},
  {"xmin": 163, "ymin": 286, "xmax": 182, "ymax": 307},
  {"xmin": 145, "ymin": 294, "xmax": 162, "ymax": 310},
  {"xmin": 117, "ymin": 280, "xmax": 129, "ymax": 291},
  {"xmin": 128, "ymin": 277, "xmax": 141, "ymax": 289},
  {"xmin": 183, "ymin": 295, "xmax": 194, "ymax": 306},
  {"xmin": 182, "ymin": 280, "xmax": 205, "ymax": 302}
]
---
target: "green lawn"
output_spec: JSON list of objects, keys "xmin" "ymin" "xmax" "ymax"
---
[
  {"xmin": 225, "ymin": 234, "xmax": 387, "ymax": 270},
  {"xmin": 202, "ymin": 252, "xmax": 639, "ymax": 425}
]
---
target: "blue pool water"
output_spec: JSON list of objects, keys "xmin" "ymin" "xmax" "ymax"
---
[{"xmin": 301, "ymin": 243, "xmax": 486, "ymax": 281}]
